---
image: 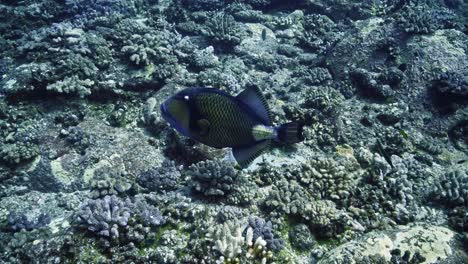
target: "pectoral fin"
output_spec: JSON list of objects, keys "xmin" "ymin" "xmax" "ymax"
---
[
  {"xmin": 196, "ymin": 119, "xmax": 211, "ymax": 136},
  {"xmin": 232, "ymin": 140, "xmax": 271, "ymax": 168}
]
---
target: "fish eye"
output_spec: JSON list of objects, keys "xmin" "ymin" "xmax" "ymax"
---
[{"xmin": 184, "ymin": 95, "xmax": 189, "ymax": 100}]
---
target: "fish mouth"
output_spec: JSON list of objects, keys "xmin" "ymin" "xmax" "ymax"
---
[
  {"xmin": 160, "ymin": 102, "xmax": 176, "ymax": 125},
  {"xmin": 160, "ymin": 102, "xmax": 169, "ymax": 119}
]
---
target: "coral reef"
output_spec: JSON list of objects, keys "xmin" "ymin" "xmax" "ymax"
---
[
  {"xmin": 186, "ymin": 159, "xmax": 239, "ymax": 197},
  {"xmin": 46, "ymin": 76, "xmax": 94, "ymax": 98},
  {"xmin": 87, "ymin": 155, "xmax": 134, "ymax": 198},
  {"xmin": 244, "ymin": 216, "xmax": 284, "ymax": 251},
  {"xmin": 75, "ymin": 195, "xmax": 133, "ymax": 241},
  {"xmin": 75, "ymin": 195, "xmax": 165, "ymax": 247},
  {"xmin": 299, "ymin": 14, "xmax": 340, "ymax": 54},
  {"xmin": 289, "ymin": 224, "xmax": 315, "ymax": 250},
  {"xmin": 0, "ymin": 142, "xmax": 39, "ymax": 167},
  {"xmin": 206, "ymin": 220, "xmax": 278, "ymax": 264},
  {"xmin": 396, "ymin": 3, "xmax": 458, "ymax": 34},
  {"xmin": 6, "ymin": 213, "xmax": 51, "ymax": 232},
  {"xmin": 447, "ymin": 206, "xmax": 467, "ymax": 232},
  {"xmin": 207, "ymin": 220, "xmax": 246, "ymax": 261},
  {"xmin": 263, "ymin": 179, "xmax": 311, "ymax": 216},
  {"xmin": 430, "ymin": 169, "xmax": 467, "ymax": 207},
  {"xmin": 203, "ymin": 12, "xmax": 246, "ymax": 47},
  {"xmin": 0, "ymin": 0, "xmax": 467, "ymax": 262},
  {"xmin": 293, "ymin": 156, "xmax": 361, "ymax": 205},
  {"xmin": 137, "ymin": 160, "xmax": 182, "ymax": 192}
]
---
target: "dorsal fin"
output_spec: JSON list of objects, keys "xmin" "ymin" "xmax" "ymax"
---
[
  {"xmin": 236, "ymin": 86, "xmax": 272, "ymax": 125},
  {"xmin": 232, "ymin": 140, "xmax": 271, "ymax": 168}
]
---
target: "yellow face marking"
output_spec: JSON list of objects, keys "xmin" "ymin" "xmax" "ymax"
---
[{"xmin": 167, "ymin": 99, "xmax": 190, "ymax": 131}]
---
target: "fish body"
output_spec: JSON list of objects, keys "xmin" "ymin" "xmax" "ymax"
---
[{"xmin": 161, "ymin": 87, "xmax": 303, "ymax": 166}]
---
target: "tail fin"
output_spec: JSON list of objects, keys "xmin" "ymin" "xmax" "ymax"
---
[{"xmin": 276, "ymin": 122, "xmax": 304, "ymax": 144}]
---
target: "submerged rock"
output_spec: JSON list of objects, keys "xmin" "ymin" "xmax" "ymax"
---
[{"xmin": 319, "ymin": 224, "xmax": 466, "ymax": 264}]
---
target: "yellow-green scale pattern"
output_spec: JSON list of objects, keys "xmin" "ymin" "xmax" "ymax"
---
[{"xmin": 193, "ymin": 93, "xmax": 259, "ymax": 148}]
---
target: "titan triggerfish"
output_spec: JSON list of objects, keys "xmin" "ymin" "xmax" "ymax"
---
[{"xmin": 160, "ymin": 86, "xmax": 304, "ymax": 167}]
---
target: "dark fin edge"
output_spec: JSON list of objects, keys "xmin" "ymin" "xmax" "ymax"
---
[
  {"xmin": 236, "ymin": 86, "xmax": 272, "ymax": 126},
  {"xmin": 232, "ymin": 140, "xmax": 271, "ymax": 168}
]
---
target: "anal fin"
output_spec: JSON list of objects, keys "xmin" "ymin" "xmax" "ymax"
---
[{"xmin": 232, "ymin": 140, "xmax": 271, "ymax": 168}]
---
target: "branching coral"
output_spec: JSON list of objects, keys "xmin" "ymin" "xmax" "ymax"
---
[
  {"xmin": 283, "ymin": 85, "xmax": 343, "ymax": 128},
  {"xmin": 132, "ymin": 199, "xmax": 165, "ymax": 227},
  {"xmin": 430, "ymin": 169, "xmax": 467, "ymax": 207},
  {"xmin": 60, "ymin": 126, "xmax": 90, "ymax": 154},
  {"xmin": 204, "ymin": 12, "xmax": 245, "ymax": 47},
  {"xmin": 289, "ymin": 224, "xmax": 315, "ymax": 250},
  {"xmin": 226, "ymin": 183, "xmax": 257, "ymax": 206},
  {"xmin": 245, "ymin": 236, "xmax": 275, "ymax": 264},
  {"xmin": 264, "ymin": 174, "xmax": 354, "ymax": 237},
  {"xmin": 350, "ymin": 67, "xmax": 396, "ymax": 100},
  {"xmin": 46, "ymin": 75, "xmax": 94, "ymax": 97},
  {"xmin": 244, "ymin": 216, "xmax": 284, "ymax": 251},
  {"xmin": 143, "ymin": 191, "xmax": 198, "ymax": 226},
  {"xmin": 0, "ymin": 142, "xmax": 39, "ymax": 166},
  {"xmin": 376, "ymin": 127, "xmax": 412, "ymax": 157},
  {"xmin": 75, "ymin": 195, "xmax": 165, "ymax": 247},
  {"xmin": 137, "ymin": 160, "xmax": 182, "ymax": 192},
  {"xmin": 89, "ymin": 178, "xmax": 133, "ymax": 199},
  {"xmin": 293, "ymin": 156, "xmax": 361, "ymax": 205},
  {"xmin": 192, "ymin": 46, "xmax": 219, "ymax": 70},
  {"xmin": 121, "ymin": 34, "xmax": 159, "ymax": 66},
  {"xmin": 207, "ymin": 221, "xmax": 246, "ymax": 262},
  {"xmin": 77, "ymin": 196, "xmax": 131, "ymax": 244},
  {"xmin": 206, "ymin": 220, "xmax": 276, "ymax": 264},
  {"xmin": 384, "ymin": 156, "xmax": 415, "ymax": 206},
  {"xmin": 292, "ymin": 66, "xmax": 332, "ymax": 86},
  {"xmin": 432, "ymin": 71, "xmax": 468, "ymax": 96},
  {"xmin": 299, "ymin": 14, "xmax": 341, "ymax": 54},
  {"xmin": 396, "ymin": 4, "xmax": 457, "ymax": 34},
  {"xmin": 349, "ymin": 153, "xmax": 427, "ymax": 227},
  {"xmin": 88, "ymin": 155, "xmax": 133, "ymax": 198},
  {"xmin": 64, "ymin": 0, "xmax": 142, "ymax": 18},
  {"xmin": 182, "ymin": 0, "xmax": 226, "ymax": 11},
  {"xmin": 389, "ymin": 248, "xmax": 426, "ymax": 264},
  {"xmin": 264, "ymin": 179, "xmax": 311, "ymax": 215},
  {"xmin": 447, "ymin": 206, "xmax": 467, "ymax": 232},
  {"xmin": 302, "ymin": 86, "xmax": 343, "ymax": 118},
  {"xmin": 76, "ymin": 195, "xmax": 132, "ymax": 240},
  {"xmin": 1, "ymin": 63, "xmax": 53, "ymax": 95},
  {"xmin": 6, "ymin": 212, "xmax": 51, "ymax": 232},
  {"xmin": 185, "ymin": 159, "xmax": 243, "ymax": 197},
  {"xmin": 303, "ymin": 199, "xmax": 348, "ymax": 239}
]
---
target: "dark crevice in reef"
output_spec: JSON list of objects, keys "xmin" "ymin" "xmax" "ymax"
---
[{"xmin": 449, "ymin": 119, "xmax": 468, "ymax": 152}]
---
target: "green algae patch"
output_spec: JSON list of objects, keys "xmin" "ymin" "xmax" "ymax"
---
[
  {"xmin": 50, "ymin": 158, "xmax": 74, "ymax": 186},
  {"xmin": 272, "ymin": 249, "xmax": 295, "ymax": 264},
  {"xmin": 335, "ymin": 144, "xmax": 355, "ymax": 160},
  {"xmin": 356, "ymin": 17, "xmax": 384, "ymax": 38},
  {"xmin": 75, "ymin": 239, "xmax": 108, "ymax": 263}
]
